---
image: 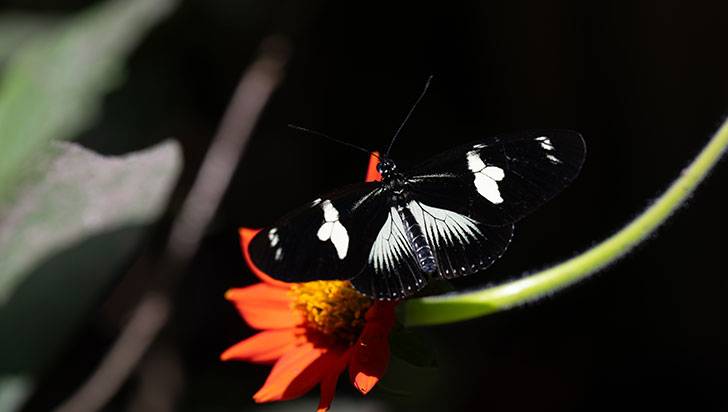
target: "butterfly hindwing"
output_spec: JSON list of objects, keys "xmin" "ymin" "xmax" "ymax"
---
[
  {"xmin": 407, "ymin": 130, "xmax": 586, "ymax": 225},
  {"xmin": 248, "ymin": 182, "xmax": 389, "ymax": 282},
  {"xmin": 408, "ymin": 200, "xmax": 514, "ymax": 279},
  {"xmin": 351, "ymin": 199, "xmax": 514, "ymax": 299},
  {"xmin": 351, "ymin": 207, "xmax": 429, "ymax": 300}
]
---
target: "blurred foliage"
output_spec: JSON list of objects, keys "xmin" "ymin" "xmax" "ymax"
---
[
  {"xmin": 0, "ymin": 0, "xmax": 181, "ymax": 409},
  {"xmin": 0, "ymin": 0, "xmax": 177, "ymax": 202},
  {"xmin": 0, "ymin": 13, "xmax": 53, "ymax": 65},
  {"xmin": 0, "ymin": 140, "xmax": 181, "ymax": 391},
  {"xmin": 0, "ymin": 140, "xmax": 181, "ymax": 305}
]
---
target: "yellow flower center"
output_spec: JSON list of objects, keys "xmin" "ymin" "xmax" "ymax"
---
[{"xmin": 290, "ymin": 280, "xmax": 372, "ymax": 345}]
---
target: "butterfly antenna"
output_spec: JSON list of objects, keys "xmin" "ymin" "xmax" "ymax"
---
[
  {"xmin": 385, "ymin": 74, "xmax": 433, "ymax": 156},
  {"xmin": 288, "ymin": 124, "xmax": 379, "ymax": 159}
]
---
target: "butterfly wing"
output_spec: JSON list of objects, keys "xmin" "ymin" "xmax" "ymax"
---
[
  {"xmin": 407, "ymin": 200, "xmax": 514, "ymax": 279},
  {"xmin": 253, "ymin": 130, "xmax": 584, "ymax": 297},
  {"xmin": 350, "ymin": 206, "xmax": 428, "ymax": 300},
  {"xmin": 352, "ymin": 130, "xmax": 584, "ymax": 299},
  {"xmin": 406, "ymin": 129, "xmax": 586, "ymax": 225},
  {"xmin": 248, "ymin": 182, "xmax": 389, "ymax": 282},
  {"xmin": 351, "ymin": 200, "xmax": 514, "ymax": 300}
]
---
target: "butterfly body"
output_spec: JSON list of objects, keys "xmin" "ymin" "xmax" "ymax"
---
[
  {"xmin": 374, "ymin": 158, "xmax": 438, "ymax": 273},
  {"xmin": 248, "ymin": 130, "xmax": 586, "ymax": 300},
  {"xmin": 397, "ymin": 199, "xmax": 439, "ymax": 274}
]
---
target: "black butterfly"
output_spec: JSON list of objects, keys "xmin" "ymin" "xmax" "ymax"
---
[{"xmin": 248, "ymin": 80, "xmax": 586, "ymax": 300}]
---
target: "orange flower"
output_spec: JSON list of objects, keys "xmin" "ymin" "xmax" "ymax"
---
[{"xmin": 222, "ymin": 153, "xmax": 396, "ymax": 412}]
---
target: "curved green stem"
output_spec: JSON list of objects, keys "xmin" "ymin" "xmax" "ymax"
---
[{"xmin": 401, "ymin": 118, "xmax": 728, "ymax": 327}]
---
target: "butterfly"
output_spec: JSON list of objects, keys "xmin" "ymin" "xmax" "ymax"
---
[{"xmin": 247, "ymin": 78, "xmax": 586, "ymax": 300}]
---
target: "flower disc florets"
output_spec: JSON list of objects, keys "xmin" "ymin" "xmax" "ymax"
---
[{"xmin": 290, "ymin": 280, "xmax": 372, "ymax": 345}]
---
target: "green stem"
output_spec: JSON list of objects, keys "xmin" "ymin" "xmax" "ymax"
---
[{"xmin": 402, "ymin": 118, "xmax": 728, "ymax": 327}]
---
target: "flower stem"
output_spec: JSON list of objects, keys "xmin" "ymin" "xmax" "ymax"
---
[{"xmin": 402, "ymin": 118, "xmax": 728, "ymax": 327}]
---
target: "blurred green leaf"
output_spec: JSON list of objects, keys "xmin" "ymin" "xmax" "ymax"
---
[
  {"xmin": 0, "ymin": 14, "xmax": 54, "ymax": 65},
  {"xmin": 0, "ymin": 140, "xmax": 181, "ymax": 378},
  {"xmin": 0, "ymin": 140, "xmax": 181, "ymax": 303},
  {"xmin": 0, "ymin": 0, "xmax": 178, "ymax": 201}
]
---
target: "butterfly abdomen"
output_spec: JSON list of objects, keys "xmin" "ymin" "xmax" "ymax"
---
[{"xmin": 397, "ymin": 204, "xmax": 438, "ymax": 274}]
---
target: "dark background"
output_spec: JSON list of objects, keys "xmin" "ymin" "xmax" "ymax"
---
[{"xmin": 6, "ymin": 0, "xmax": 728, "ymax": 411}]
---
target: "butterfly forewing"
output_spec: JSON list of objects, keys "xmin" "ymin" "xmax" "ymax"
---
[
  {"xmin": 248, "ymin": 182, "xmax": 388, "ymax": 282},
  {"xmin": 407, "ymin": 130, "xmax": 585, "ymax": 225}
]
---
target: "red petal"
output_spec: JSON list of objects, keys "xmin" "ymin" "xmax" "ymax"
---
[
  {"xmin": 316, "ymin": 349, "xmax": 352, "ymax": 412},
  {"xmin": 365, "ymin": 152, "xmax": 382, "ymax": 182},
  {"xmin": 253, "ymin": 343, "xmax": 341, "ymax": 403},
  {"xmin": 220, "ymin": 328, "xmax": 302, "ymax": 364},
  {"xmin": 226, "ymin": 285, "xmax": 302, "ymax": 329},
  {"xmin": 239, "ymin": 227, "xmax": 292, "ymax": 288},
  {"xmin": 349, "ymin": 302, "xmax": 396, "ymax": 395}
]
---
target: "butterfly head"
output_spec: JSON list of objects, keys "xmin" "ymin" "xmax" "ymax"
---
[{"xmin": 376, "ymin": 158, "xmax": 398, "ymax": 179}]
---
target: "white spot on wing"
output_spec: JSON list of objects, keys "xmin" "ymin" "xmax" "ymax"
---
[
  {"xmin": 466, "ymin": 151, "xmax": 504, "ymax": 204},
  {"xmin": 267, "ymin": 228, "xmax": 279, "ymax": 247},
  {"xmin": 476, "ymin": 176, "xmax": 503, "ymax": 203},
  {"xmin": 546, "ymin": 154, "xmax": 561, "ymax": 164},
  {"xmin": 483, "ymin": 166, "xmax": 504, "ymax": 181},
  {"xmin": 316, "ymin": 200, "xmax": 349, "ymax": 259},
  {"xmin": 321, "ymin": 200, "xmax": 339, "ymax": 222},
  {"xmin": 317, "ymin": 222, "xmax": 333, "ymax": 241},
  {"xmin": 466, "ymin": 150, "xmax": 487, "ymax": 171},
  {"xmin": 329, "ymin": 222, "xmax": 349, "ymax": 259},
  {"xmin": 536, "ymin": 136, "xmax": 554, "ymax": 151},
  {"xmin": 274, "ymin": 248, "xmax": 283, "ymax": 261}
]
